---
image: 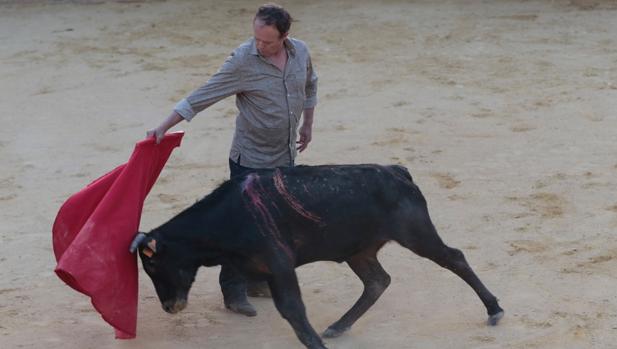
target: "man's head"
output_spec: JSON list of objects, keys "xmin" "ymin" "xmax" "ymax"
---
[{"xmin": 253, "ymin": 4, "xmax": 293, "ymax": 57}]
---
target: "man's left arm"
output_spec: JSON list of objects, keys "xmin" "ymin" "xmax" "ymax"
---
[{"xmin": 298, "ymin": 55, "xmax": 318, "ymax": 153}]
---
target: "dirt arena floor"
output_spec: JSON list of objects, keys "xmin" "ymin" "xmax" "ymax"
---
[{"xmin": 1, "ymin": 0, "xmax": 617, "ymax": 348}]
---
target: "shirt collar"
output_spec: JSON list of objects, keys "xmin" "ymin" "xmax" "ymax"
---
[{"xmin": 249, "ymin": 37, "xmax": 296, "ymax": 58}]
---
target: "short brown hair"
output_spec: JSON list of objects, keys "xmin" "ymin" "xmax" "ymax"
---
[{"xmin": 255, "ymin": 4, "xmax": 294, "ymax": 37}]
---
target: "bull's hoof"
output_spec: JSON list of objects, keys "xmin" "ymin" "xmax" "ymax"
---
[
  {"xmin": 487, "ymin": 311, "xmax": 504, "ymax": 326},
  {"xmin": 322, "ymin": 326, "xmax": 349, "ymax": 338},
  {"xmin": 225, "ymin": 300, "xmax": 257, "ymax": 317}
]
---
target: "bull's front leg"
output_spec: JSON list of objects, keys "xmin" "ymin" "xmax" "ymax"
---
[{"xmin": 268, "ymin": 268, "xmax": 327, "ymax": 349}]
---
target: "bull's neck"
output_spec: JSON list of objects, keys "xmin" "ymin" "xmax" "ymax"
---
[
  {"xmin": 152, "ymin": 201, "xmax": 230, "ymax": 243},
  {"xmin": 149, "ymin": 182, "xmax": 250, "ymax": 253}
]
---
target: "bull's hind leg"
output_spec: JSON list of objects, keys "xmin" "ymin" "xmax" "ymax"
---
[
  {"xmin": 323, "ymin": 242, "xmax": 390, "ymax": 338},
  {"xmin": 397, "ymin": 221, "xmax": 504, "ymax": 325}
]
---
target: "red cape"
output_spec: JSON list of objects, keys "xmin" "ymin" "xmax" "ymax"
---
[{"xmin": 52, "ymin": 132, "xmax": 184, "ymax": 338}]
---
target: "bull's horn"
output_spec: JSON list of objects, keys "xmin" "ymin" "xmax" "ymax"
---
[{"xmin": 129, "ymin": 232, "xmax": 147, "ymax": 253}]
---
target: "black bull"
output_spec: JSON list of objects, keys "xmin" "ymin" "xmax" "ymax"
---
[{"xmin": 131, "ymin": 164, "xmax": 504, "ymax": 349}]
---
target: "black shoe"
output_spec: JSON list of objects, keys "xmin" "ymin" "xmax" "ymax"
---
[{"xmin": 225, "ymin": 298, "xmax": 257, "ymax": 317}]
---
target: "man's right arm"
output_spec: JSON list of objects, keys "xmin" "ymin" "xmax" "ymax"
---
[{"xmin": 146, "ymin": 50, "xmax": 245, "ymax": 143}]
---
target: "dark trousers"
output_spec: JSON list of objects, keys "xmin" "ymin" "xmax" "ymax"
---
[{"xmin": 219, "ymin": 158, "xmax": 254, "ymax": 302}]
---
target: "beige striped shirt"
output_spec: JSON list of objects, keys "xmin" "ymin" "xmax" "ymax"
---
[{"xmin": 174, "ymin": 37, "xmax": 318, "ymax": 168}]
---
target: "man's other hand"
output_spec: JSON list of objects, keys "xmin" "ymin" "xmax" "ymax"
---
[{"xmin": 297, "ymin": 124, "xmax": 312, "ymax": 153}]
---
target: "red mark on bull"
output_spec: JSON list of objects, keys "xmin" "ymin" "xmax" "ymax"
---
[
  {"xmin": 273, "ymin": 169, "xmax": 322, "ymax": 224},
  {"xmin": 241, "ymin": 173, "xmax": 293, "ymax": 260}
]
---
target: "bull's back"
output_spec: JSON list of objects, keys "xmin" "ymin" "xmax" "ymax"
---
[{"xmin": 239, "ymin": 164, "xmax": 420, "ymax": 265}]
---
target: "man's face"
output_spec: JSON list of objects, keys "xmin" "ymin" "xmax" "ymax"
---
[{"xmin": 253, "ymin": 18, "xmax": 287, "ymax": 58}]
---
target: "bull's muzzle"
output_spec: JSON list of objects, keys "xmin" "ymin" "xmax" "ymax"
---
[{"xmin": 162, "ymin": 299, "xmax": 187, "ymax": 314}]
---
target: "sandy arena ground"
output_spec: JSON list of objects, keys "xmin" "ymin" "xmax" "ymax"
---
[{"xmin": 1, "ymin": 0, "xmax": 617, "ymax": 348}]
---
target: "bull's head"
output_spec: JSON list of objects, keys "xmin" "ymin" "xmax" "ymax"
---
[{"xmin": 130, "ymin": 232, "xmax": 200, "ymax": 314}]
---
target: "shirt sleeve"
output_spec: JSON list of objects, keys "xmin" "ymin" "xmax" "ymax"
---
[
  {"xmin": 174, "ymin": 51, "xmax": 244, "ymax": 122},
  {"xmin": 304, "ymin": 54, "xmax": 318, "ymax": 109}
]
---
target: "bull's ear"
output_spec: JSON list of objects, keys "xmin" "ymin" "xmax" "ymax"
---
[
  {"xmin": 147, "ymin": 239, "xmax": 157, "ymax": 252},
  {"xmin": 130, "ymin": 233, "xmax": 159, "ymax": 258},
  {"xmin": 141, "ymin": 238, "xmax": 157, "ymax": 258},
  {"xmin": 142, "ymin": 237, "xmax": 165, "ymax": 258},
  {"xmin": 142, "ymin": 246, "xmax": 154, "ymax": 258}
]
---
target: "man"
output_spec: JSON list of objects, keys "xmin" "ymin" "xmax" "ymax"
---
[{"xmin": 146, "ymin": 4, "xmax": 318, "ymax": 317}]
